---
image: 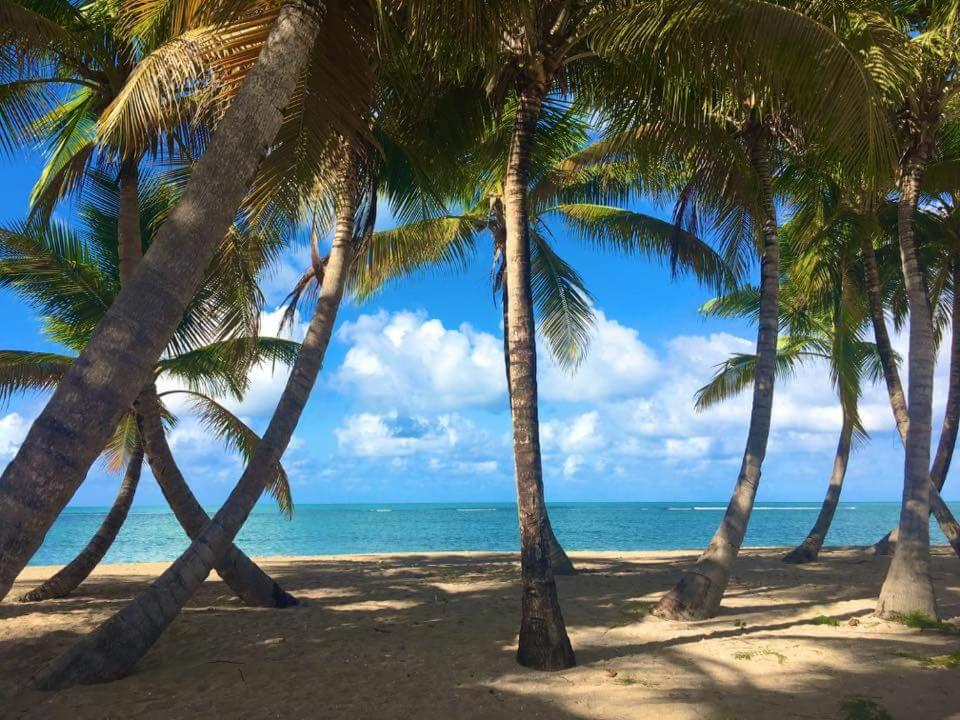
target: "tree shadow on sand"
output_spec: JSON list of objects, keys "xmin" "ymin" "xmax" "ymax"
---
[{"xmin": 3, "ymin": 548, "xmax": 958, "ymax": 719}]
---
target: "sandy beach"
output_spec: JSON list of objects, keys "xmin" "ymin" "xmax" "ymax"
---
[{"xmin": 2, "ymin": 548, "xmax": 959, "ymax": 719}]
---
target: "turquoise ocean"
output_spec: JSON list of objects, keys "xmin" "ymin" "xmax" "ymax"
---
[{"xmin": 30, "ymin": 501, "xmax": 960, "ymax": 566}]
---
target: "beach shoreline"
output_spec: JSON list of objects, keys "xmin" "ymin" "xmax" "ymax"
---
[{"xmin": 4, "ymin": 549, "xmax": 959, "ymax": 719}]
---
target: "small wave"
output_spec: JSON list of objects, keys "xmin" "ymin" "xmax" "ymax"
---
[
  {"xmin": 457, "ymin": 508, "xmax": 496, "ymax": 512},
  {"xmin": 755, "ymin": 507, "xmax": 818, "ymax": 511},
  {"xmin": 370, "ymin": 509, "xmax": 392, "ymax": 513}
]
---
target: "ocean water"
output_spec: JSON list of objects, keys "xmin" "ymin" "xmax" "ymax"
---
[{"xmin": 29, "ymin": 501, "xmax": 960, "ymax": 566}]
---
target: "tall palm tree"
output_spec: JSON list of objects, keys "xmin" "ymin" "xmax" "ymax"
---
[
  {"xmin": 0, "ymin": 174, "xmax": 300, "ymax": 603},
  {"xmin": 354, "ymin": 104, "xmax": 733, "ymax": 577},
  {"xmin": 575, "ymin": 1, "xmax": 895, "ymax": 621},
  {"xmin": 777, "ymin": 153, "xmax": 960, "ymax": 559},
  {"xmin": 0, "ymin": 0, "xmax": 373, "ymax": 601},
  {"xmin": 875, "ymin": 1, "xmax": 960, "ymax": 619},
  {"xmin": 694, "ymin": 223, "xmax": 882, "ymax": 563}
]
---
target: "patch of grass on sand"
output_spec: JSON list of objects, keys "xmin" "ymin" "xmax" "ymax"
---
[
  {"xmin": 888, "ymin": 611, "xmax": 958, "ymax": 633},
  {"xmin": 733, "ymin": 619, "xmax": 748, "ymax": 629},
  {"xmin": 811, "ymin": 615, "xmax": 841, "ymax": 627},
  {"xmin": 896, "ymin": 651, "xmax": 960, "ymax": 669},
  {"xmin": 621, "ymin": 601, "xmax": 652, "ymax": 618},
  {"xmin": 840, "ymin": 697, "xmax": 892, "ymax": 720},
  {"xmin": 612, "ymin": 674, "xmax": 659, "ymax": 688},
  {"xmin": 733, "ymin": 648, "xmax": 787, "ymax": 664}
]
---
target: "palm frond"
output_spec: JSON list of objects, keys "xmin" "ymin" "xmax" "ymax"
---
[{"xmin": 162, "ymin": 389, "xmax": 293, "ymax": 517}]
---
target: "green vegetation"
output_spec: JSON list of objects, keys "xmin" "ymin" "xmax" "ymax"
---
[
  {"xmin": 840, "ymin": 697, "xmax": 893, "ymax": 720},
  {"xmin": 733, "ymin": 648, "xmax": 787, "ymax": 665}
]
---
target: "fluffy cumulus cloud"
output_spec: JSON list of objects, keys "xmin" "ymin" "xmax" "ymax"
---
[
  {"xmin": 0, "ymin": 412, "xmax": 29, "ymax": 460},
  {"xmin": 333, "ymin": 311, "xmax": 506, "ymax": 410},
  {"xmin": 331, "ymin": 309, "xmax": 661, "ymax": 410},
  {"xmin": 323, "ymin": 306, "xmax": 957, "ymax": 498}
]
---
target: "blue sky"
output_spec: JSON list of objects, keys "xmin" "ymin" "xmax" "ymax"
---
[{"xmin": 0, "ymin": 152, "xmax": 954, "ymax": 508}]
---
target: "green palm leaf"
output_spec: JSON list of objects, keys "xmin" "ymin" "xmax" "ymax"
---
[{"xmin": 162, "ymin": 389, "xmax": 293, "ymax": 517}]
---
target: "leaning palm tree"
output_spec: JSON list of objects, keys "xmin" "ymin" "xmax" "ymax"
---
[
  {"xmin": 777, "ymin": 151, "xmax": 960, "ymax": 559},
  {"xmin": 873, "ymin": 1, "xmax": 960, "ymax": 619},
  {"xmin": 578, "ymin": 1, "xmax": 895, "ymax": 620},
  {"xmin": 694, "ymin": 228, "xmax": 883, "ymax": 563},
  {"xmin": 0, "ymin": 173, "xmax": 300, "ymax": 603},
  {"xmin": 0, "ymin": 0, "xmax": 375, "ymax": 601},
  {"xmin": 30, "ymin": 6, "xmax": 495, "ymax": 683}
]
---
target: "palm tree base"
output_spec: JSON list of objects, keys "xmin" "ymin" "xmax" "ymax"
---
[
  {"xmin": 652, "ymin": 570, "xmax": 722, "ymax": 621},
  {"xmin": 516, "ymin": 577, "xmax": 576, "ymax": 671},
  {"xmin": 872, "ymin": 532, "xmax": 896, "ymax": 556},
  {"xmin": 18, "ymin": 584, "xmax": 69, "ymax": 602},
  {"xmin": 782, "ymin": 543, "xmax": 820, "ymax": 564},
  {"xmin": 876, "ymin": 553, "xmax": 937, "ymax": 620}
]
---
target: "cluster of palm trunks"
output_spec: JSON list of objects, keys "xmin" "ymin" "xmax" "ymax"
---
[{"xmin": 0, "ymin": 0, "xmax": 958, "ymax": 691}]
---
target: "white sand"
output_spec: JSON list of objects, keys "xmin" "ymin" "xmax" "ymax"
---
[{"xmin": 3, "ymin": 548, "xmax": 959, "ymax": 719}]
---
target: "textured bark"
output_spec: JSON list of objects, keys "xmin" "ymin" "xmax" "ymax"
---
[
  {"xmin": 117, "ymin": 159, "xmax": 143, "ymax": 283},
  {"xmin": 867, "ymin": 249, "xmax": 960, "ymax": 557},
  {"xmin": 503, "ymin": 88, "xmax": 575, "ymax": 670},
  {"xmin": 34, "ymin": 156, "xmax": 357, "ymax": 689},
  {"xmin": 135, "ymin": 386, "xmax": 296, "ymax": 607},
  {"xmin": 18, "ymin": 448, "xmax": 142, "ymax": 602},
  {"xmin": 653, "ymin": 129, "xmax": 780, "ymax": 621},
  {"xmin": 498, "ymin": 231, "xmax": 575, "ymax": 577},
  {"xmin": 0, "ymin": 0, "xmax": 323, "ymax": 602},
  {"xmin": 782, "ymin": 413, "xmax": 853, "ymax": 564},
  {"xmin": 861, "ymin": 235, "xmax": 910, "ymax": 439},
  {"xmin": 877, "ymin": 145, "xmax": 938, "ymax": 619}
]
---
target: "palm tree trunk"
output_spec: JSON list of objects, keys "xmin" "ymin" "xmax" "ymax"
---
[
  {"xmin": 497, "ymin": 230, "xmax": 575, "ymax": 577},
  {"xmin": 17, "ymin": 156, "xmax": 149, "ymax": 603},
  {"xmin": 782, "ymin": 411, "xmax": 853, "ymax": 564},
  {"xmin": 877, "ymin": 146, "xmax": 938, "ymax": 619},
  {"xmin": 861, "ymin": 235, "xmax": 910, "ymax": 439},
  {"xmin": 117, "ymin": 159, "xmax": 142, "ymax": 283},
  {"xmin": 503, "ymin": 88, "xmax": 575, "ymax": 671},
  {"xmin": 653, "ymin": 128, "xmax": 780, "ymax": 620},
  {"xmin": 865, "ymin": 244, "xmax": 960, "ymax": 558},
  {"xmin": 0, "ymin": 0, "xmax": 324, "ymax": 602},
  {"xmin": 34, "ymin": 155, "xmax": 358, "ymax": 690},
  {"xmin": 134, "ymin": 385, "xmax": 296, "ymax": 608},
  {"xmin": 18, "ymin": 447, "xmax": 143, "ymax": 602}
]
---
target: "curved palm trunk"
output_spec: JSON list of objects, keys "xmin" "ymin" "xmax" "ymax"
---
[
  {"xmin": 865, "ymin": 245, "xmax": 960, "ymax": 558},
  {"xmin": 497, "ymin": 234, "xmax": 575, "ymax": 577},
  {"xmin": 503, "ymin": 89, "xmax": 575, "ymax": 670},
  {"xmin": 877, "ymin": 148, "xmax": 938, "ymax": 618},
  {"xmin": 18, "ymin": 447, "xmax": 143, "ymax": 602},
  {"xmin": 653, "ymin": 130, "xmax": 780, "ymax": 621},
  {"xmin": 34, "ymin": 159, "xmax": 358, "ymax": 690},
  {"xmin": 0, "ymin": 0, "xmax": 323, "ymax": 602},
  {"xmin": 782, "ymin": 412, "xmax": 853, "ymax": 564},
  {"xmin": 134, "ymin": 386, "xmax": 296, "ymax": 608}
]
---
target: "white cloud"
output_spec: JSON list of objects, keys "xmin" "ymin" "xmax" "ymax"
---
[
  {"xmin": 333, "ymin": 311, "xmax": 505, "ymax": 410},
  {"xmin": 334, "ymin": 411, "xmax": 488, "ymax": 458},
  {"xmin": 0, "ymin": 413, "xmax": 29, "ymax": 459},
  {"xmin": 539, "ymin": 311, "xmax": 660, "ymax": 402}
]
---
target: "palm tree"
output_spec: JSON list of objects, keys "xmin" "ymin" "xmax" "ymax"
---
[
  {"xmin": 355, "ymin": 103, "xmax": 734, "ymax": 578},
  {"xmin": 573, "ymin": 1, "xmax": 894, "ymax": 620},
  {"xmin": 0, "ymin": 0, "xmax": 374, "ymax": 601},
  {"xmin": 875, "ymin": 2, "xmax": 960, "ymax": 619},
  {"xmin": 777, "ymin": 154, "xmax": 960, "ymax": 559},
  {"xmin": 0, "ymin": 173, "xmax": 299, "ymax": 603},
  {"xmin": 694, "ymin": 222, "xmax": 882, "ymax": 564},
  {"xmin": 35, "ymin": 142, "xmax": 364, "ymax": 690},
  {"xmin": 18, "ymin": 443, "xmax": 143, "ymax": 602},
  {"xmin": 31, "ymin": 4, "xmax": 491, "ymax": 680}
]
